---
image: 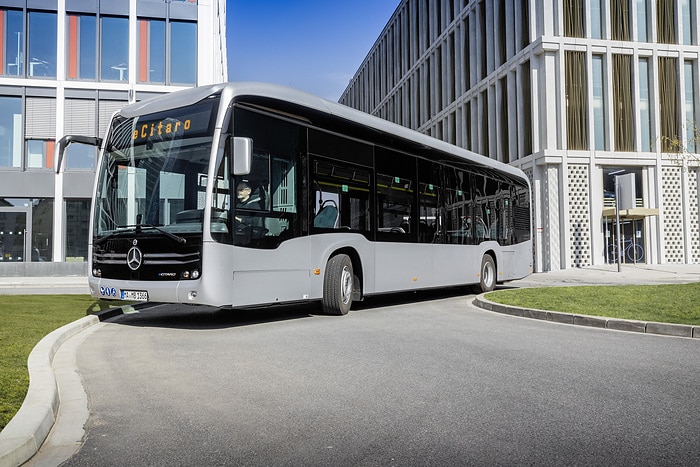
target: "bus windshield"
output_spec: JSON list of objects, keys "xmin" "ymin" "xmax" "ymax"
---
[{"xmin": 93, "ymin": 97, "xmax": 219, "ymax": 239}]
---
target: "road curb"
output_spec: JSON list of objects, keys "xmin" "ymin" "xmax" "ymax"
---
[
  {"xmin": 0, "ymin": 308, "xmax": 127, "ymax": 467},
  {"xmin": 473, "ymin": 294, "xmax": 700, "ymax": 339}
]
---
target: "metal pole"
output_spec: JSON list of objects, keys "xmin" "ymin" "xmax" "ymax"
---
[{"xmin": 615, "ymin": 176, "xmax": 622, "ymax": 272}]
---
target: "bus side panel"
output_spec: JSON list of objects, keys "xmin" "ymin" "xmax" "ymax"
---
[
  {"xmin": 498, "ymin": 241, "xmax": 532, "ymax": 281},
  {"xmin": 374, "ymin": 243, "xmax": 435, "ymax": 292},
  {"xmin": 197, "ymin": 241, "xmax": 235, "ymax": 307},
  {"xmin": 430, "ymin": 244, "xmax": 482, "ymax": 287},
  {"xmin": 230, "ymin": 237, "xmax": 312, "ymax": 308}
]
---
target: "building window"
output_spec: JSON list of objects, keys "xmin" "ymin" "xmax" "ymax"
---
[
  {"xmin": 138, "ymin": 18, "xmax": 165, "ymax": 83},
  {"xmin": 0, "ymin": 96, "xmax": 22, "ymax": 168},
  {"xmin": 564, "ymin": 0, "xmax": 584, "ymax": 38},
  {"xmin": 681, "ymin": 0, "xmax": 695, "ymax": 44},
  {"xmin": 32, "ymin": 199, "xmax": 53, "ymax": 262},
  {"xmin": 521, "ymin": 60, "xmax": 533, "ymax": 156},
  {"xmin": 100, "ymin": 16, "xmax": 128, "ymax": 81},
  {"xmin": 657, "ymin": 0, "xmax": 676, "ymax": 44},
  {"xmin": 28, "ymin": 11, "xmax": 56, "ymax": 78},
  {"xmin": 684, "ymin": 60, "xmax": 697, "ymax": 153},
  {"xmin": 637, "ymin": 0, "xmax": 649, "ymax": 41},
  {"xmin": 613, "ymin": 54, "xmax": 634, "ymax": 151},
  {"xmin": 611, "ymin": 0, "xmax": 631, "ymax": 40},
  {"xmin": 66, "ymin": 15, "xmax": 96, "ymax": 80},
  {"xmin": 26, "ymin": 140, "xmax": 54, "ymax": 169},
  {"xmin": 0, "ymin": 9, "xmax": 23, "ymax": 76},
  {"xmin": 659, "ymin": 56, "xmax": 680, "ymax": 152},
  {"xmin": 65, "ymin": 200, "xmax": 90, "ymax": 261},
  {"xmin": 566, "ymin": 51, "xmax": 588, "ymax": 150},
  {"xmin": 170, "ymin": 21, "xmax": 196, "ymax": 84},
  {"xmin": 590, "ymin": 0, "xmax": 603, "ymax": 39},
  {"xmin": 639, "ymin": 58, "xmax": 652, "ymax": 151},
  {"xmin": 592, "ymin": 55, "xmax": 606, "ymax": 150},
  {"xmin": 64, "ymin": 98, "xmax": 97, "ymax": 169}
]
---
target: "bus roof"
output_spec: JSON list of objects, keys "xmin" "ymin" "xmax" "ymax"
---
[{"xmin": 118, "ymin": 82, "xmax": 528, "ymax": 183}]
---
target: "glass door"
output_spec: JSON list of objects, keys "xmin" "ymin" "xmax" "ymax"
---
[
  {"xmin": 0, "ymin": 209, "xmax": 31, "ymax": 262},
  {"xmin": 604, "ymin": 218, "xmax": 645, "ymax": 264}
]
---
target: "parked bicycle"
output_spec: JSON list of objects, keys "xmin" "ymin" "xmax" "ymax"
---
[{"xmin": 607, "ymin": 238, "xmax": 644, "ymax": 263}]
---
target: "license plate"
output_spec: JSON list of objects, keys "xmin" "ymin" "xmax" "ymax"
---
[{"xmin": 121, "ymin": 290, "xmax": 149, "ymax": 301}]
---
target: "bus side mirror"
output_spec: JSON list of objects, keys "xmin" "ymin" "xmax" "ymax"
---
[
  {"xmin": 55, "ymin": 135, "xmax": 103, "ymax": 174},
  {"xmin": 232, "ymin": 137, "xmax": 252, "ymax": 175}
]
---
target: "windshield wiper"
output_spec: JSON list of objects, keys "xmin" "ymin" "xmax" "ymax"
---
[{"xmin": 94, "ymin": 223, "xmax": 187, "ymax": 246}]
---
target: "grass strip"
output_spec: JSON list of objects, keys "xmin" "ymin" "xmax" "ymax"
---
[
  {"xmin": 485, "ymin": 283, "xmax": 700, "ymax": 326},
  {"xmin": 0, "ymin": 295, "xmax": 127, "ymax": 431}
]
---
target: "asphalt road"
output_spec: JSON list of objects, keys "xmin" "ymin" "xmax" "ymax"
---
[{"xmin": 62, "ymin": 291, "xmax": 700, "ymax": 466}]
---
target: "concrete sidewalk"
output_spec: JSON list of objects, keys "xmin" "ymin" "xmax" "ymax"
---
[
  {"xmin": 507, "ymin": 263, "xmax": 700, "ymax": 288},
  {"xmin": 0, "ymin": 276, "xmax": 90, "ymax": 295}
]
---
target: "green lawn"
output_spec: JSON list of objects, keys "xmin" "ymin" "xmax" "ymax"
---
[
  {"xmin": 486, "ymin": 283, "xmax": 700, "ymax": 326},
  {"xmin": 0, "ymin": 295, "xmax": 125, "ymax": 431}
]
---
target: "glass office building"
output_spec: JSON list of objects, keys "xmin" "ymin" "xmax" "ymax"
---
[
  {"xmin": 0, "ymin": 0, "xmax": 226, "ymax": 274},
  {"xmin": 340, "ymin": 0, "xmax": 699, "ymax": 271}
]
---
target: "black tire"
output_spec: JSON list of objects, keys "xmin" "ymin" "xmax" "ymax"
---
[
  {"xmin": 322, "ymin": 254, "xmax": 354, "ymax": 315},
  {"xmin": 476, "ymin": 254, "xmax": 496, "ymax": 293}
]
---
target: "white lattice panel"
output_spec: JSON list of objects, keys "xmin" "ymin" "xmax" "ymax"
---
[
  {"xmin": 662, "ymin": 166, "xmax": 685, "ymax": 263},
  {"xmin": 567, "ymin": 165, "xmax": 591, "ymax": 267},
  {"xmin": 690, "ymin": 168, "xmax": 699, "ymax": 263},
  {"xmin": 545, "ymin": 166, "xmax": 561, "ymax": 269}
]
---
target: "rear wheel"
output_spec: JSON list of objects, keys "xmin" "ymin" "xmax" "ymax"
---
[
  {"xmin": 476, "ymin": 254, "xmax": 496, "ymax": 293},
  {"xmin": 322, "ymin": 254, "xmax": 354, "ymax": 315},
  {"xmin": 628, "ymin": 244, "xmax": 644, "ymax": 262}
]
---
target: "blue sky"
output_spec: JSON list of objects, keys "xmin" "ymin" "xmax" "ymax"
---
[{"xmin": 227, "ymin": 0, "xmax": 399, "ymax": 101}]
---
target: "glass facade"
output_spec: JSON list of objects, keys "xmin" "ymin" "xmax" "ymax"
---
[
  {"xmin": 65, "ymin": 199, "xmax": 89, "ymax": 261},
  {"xmin": 100, "ymin": 16, "xmax": 129, "ymax": 81},
  {"xmin": 0, "ymin": 96, "xmax": 22, "ymax": 168},
  {"xmin": 592, "ymin": 55, "xmax": 606, "ymax": 151},
  {"xmin": 138, "ymin": 19, "xmax": 166, "ymax": 83},
  {"xmin": 28, "ymin": 11, "xmax": 57, "ymax": 78},
  {"xmin": 67, "ymin": 14, "xmax": 97, "ymax": 80},
  {"xmin": 1, "ymin": 9, "xmax": 24, "ymax": 76},
  {"xmin": 170, "ymin": 21, "xmax": 197, "ymax": 84},
  {"xmin": 0, "ymin": 199, "xmax": 53, "ymax": 262},
  {"xmin": 0, "ymin": 1, "xmax": 225, "ymax": 265}
]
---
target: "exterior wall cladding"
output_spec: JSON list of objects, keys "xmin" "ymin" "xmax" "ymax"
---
[
  {"xmin": 0, "ymin": 0, "xmax": 226, "ymax": 275},
  {"xmin": 339, "ymin": 0, "xmax": 700, "ymax": 272}
]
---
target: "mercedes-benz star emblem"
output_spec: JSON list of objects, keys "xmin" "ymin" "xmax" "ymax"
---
[{"xmin": 127, "ymin": 246, "xmax": 143, "ymax": 271}]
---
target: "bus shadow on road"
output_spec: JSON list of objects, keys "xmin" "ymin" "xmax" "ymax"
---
[
  {"xmin": 103, "ymin": 302, "xmax": 316, "ymax": 330},
  {"xmin": 102, "ymin": 286, "xmax": 478, "ymax": 330}
]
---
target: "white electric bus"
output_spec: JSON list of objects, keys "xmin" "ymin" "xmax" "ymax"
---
[{"xmin": 57, "ymin": 82, "xmax": 532, "ymax": 314}]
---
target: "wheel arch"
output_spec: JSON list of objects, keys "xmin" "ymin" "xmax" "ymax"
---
[{"xmin": 483, "ymin": 248, "xmax": 498, "ymax": 281}]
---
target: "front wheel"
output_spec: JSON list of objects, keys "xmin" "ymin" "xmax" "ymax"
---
[
  {"xmin": 476, "ymin": 254, "xmax": 496, "ymax": 293},
  {"xmin": 322, "ymin": 254, "xmax": 354, "ymax": 315}
]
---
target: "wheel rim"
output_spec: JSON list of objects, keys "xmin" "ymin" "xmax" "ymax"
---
[
  {"xmin": 483, "ymin": 261, "xmax": 494, "ymax": 288},
  {"xmin": 340, "ymin": 265, "xmax": 353, "ymax": 305}
]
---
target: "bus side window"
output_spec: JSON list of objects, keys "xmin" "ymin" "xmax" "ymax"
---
[
  {"xmin": 375, "ymin": 148, "xmax": 416, "ymax": 242},
  {"xmin": 418, "ymin": 160, "xmax": 440, "ymax": 244},
  {"xmin": 311, "ymin": 159, "xmax": 371, "ymax": 233}
]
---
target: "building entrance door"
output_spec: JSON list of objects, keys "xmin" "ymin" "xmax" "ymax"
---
[
  {"xmin": 0, "ymin": 208, "xmax": 31, "ymax": 262},
  {"xmin": 604, "ymin": 217, "xmax": 645, "ymax": 264}
]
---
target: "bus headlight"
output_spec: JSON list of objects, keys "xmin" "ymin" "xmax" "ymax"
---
[
  {"xmin": 181, "ymin": 269, "xmax": 199, "ymax": 280},
  {"xmin": 92, "ymin": 268, "xmax": 102, "ymax": 277}
]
